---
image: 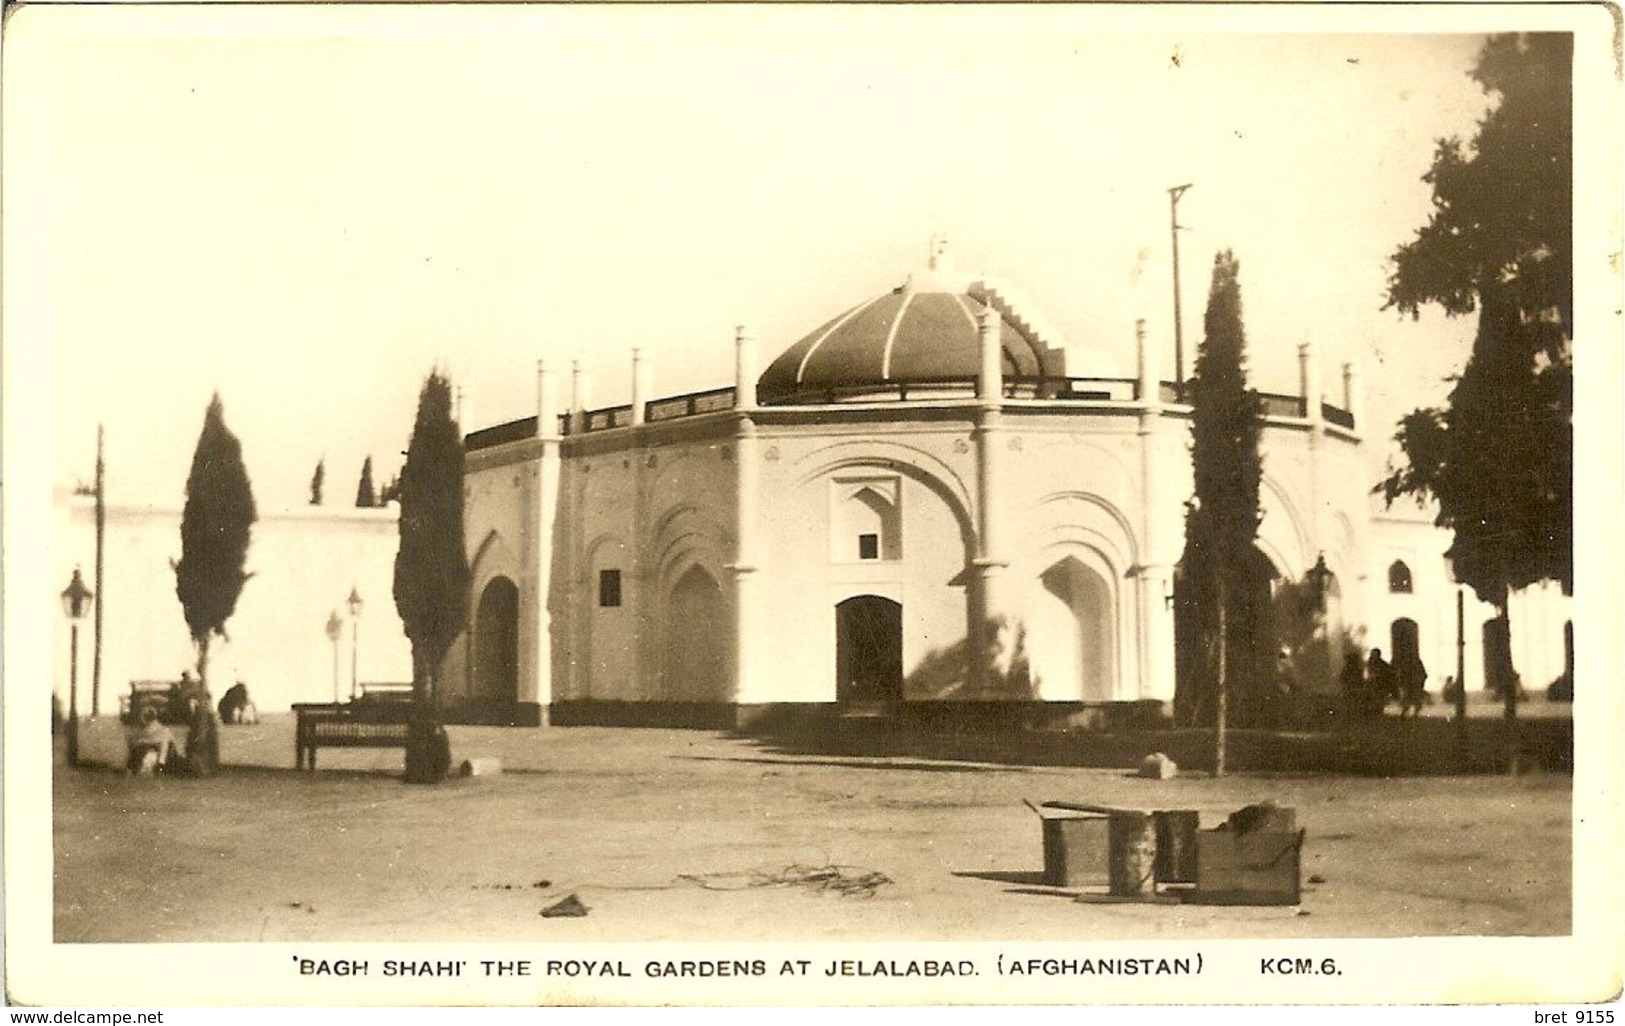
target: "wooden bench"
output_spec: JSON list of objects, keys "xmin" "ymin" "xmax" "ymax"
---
[
  {"xmin": 121, "ymin": 680, "xmax": 189, "ymax": 726},
  {"xmin": 358, "ymin": 682, "xmax": 416, "ymax": 702},
  {"xmin": 293, "ymin": 701, "xmax": 415, "ymax": 770}
]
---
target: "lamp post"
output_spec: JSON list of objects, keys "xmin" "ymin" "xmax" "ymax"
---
[
  {"xmin": 325, "ymin": 610, "xmax": 343, "ymax": 704},
  {"xmin": 347, "ymin": 587, "xmax": 363, "ymax": 701},
  {"xmin": 61, "ymin": 567, "xmax": 94, "ymax": 767},
  {"xmin": 1306, "ymin": 553, "xmax": 1334, "ymax": 616}
]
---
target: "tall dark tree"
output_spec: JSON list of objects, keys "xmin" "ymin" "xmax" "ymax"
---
[
  {"xmin": 173, "ymin": 393, "xmax": 257, "ymax": 776},
  {"xmin": 310, "ymin": 458, "xmax": 325, "ymax": 506},
  {"xmin": 393, "ymin": 371, "xmax": 469, "ymax": 703},
  {"xmin": 1176, "ymin": 252, "xmax": 1265, "ymax": 768},
  {"xmin": 356, "ymin": 455, "xmax": 377, "ymax": 508},
  {"xmin": 1380, "ymin": 33, "xmax": 1572, "ymax": 719}
]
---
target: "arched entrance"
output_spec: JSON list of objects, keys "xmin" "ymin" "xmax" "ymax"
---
[
  {"xmin": 1390, "ymin": 618, "xmax": 1420, "ymax": 670},
  {"xmin": 835, "ymin": 596, "xmax": 903, "ymax": 703},
  {"xmin": 1028, "ymin": 556, "xmax": 1113, "ymax": 701},
  {"xmin": 473, "ymin": 577, "xmax": 519, "ymax": 702},
  {"xmin": 664, "ymin": 566, "xmax": 727, "ymax": 701}
]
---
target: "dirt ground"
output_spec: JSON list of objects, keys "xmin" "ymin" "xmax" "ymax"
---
[{"xmin": 52, "ymin": 714, "xmax": 1571, "ymax": 944}]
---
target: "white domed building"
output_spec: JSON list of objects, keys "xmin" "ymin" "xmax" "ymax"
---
[{"xmin": 445, "ymin": 240, "xmax": 1563, "ymax": 729}]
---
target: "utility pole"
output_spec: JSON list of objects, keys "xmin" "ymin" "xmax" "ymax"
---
[
  {"xmin": 92, "ymin": 425, "xmax": 105, "ymax": 718},
  {"xmin": 1168, "ymin": 184, "xmax": 1193, "ymax": 401}
]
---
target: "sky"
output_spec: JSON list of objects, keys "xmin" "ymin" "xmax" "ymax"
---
[{"xmin": 0, "ymin": 4, "xmax": 1578, "ymax": 510}]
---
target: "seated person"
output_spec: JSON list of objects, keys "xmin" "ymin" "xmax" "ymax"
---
[
  {"xmin": 218, "ymin": 681, "xmax": 258, "ymax": 725},
  {"xmin": 125, "ymin": 704, "xmax": 177, "ymax": 775}
]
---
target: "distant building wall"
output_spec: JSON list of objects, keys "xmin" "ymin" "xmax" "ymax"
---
[{"xmin": 53, "ymin": 491, "xmax": 410, "ymax": 714}]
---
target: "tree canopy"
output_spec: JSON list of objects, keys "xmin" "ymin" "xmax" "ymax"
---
[
  {"xmin": 175, "ymin": 393, "xmax": 257, "ymax": 662},
  {"xmin": 356, "ymin": 455, "xmax": 377, "ymax": 508},
  {"xmin": 1379, "ymin": 33, "xmax": 1573, "ymax": 603},
  {"xmin": 392, "ymin": 371, "xmax": 469, "ymax": 703}
]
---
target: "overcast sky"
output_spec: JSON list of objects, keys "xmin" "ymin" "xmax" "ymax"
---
[{"xmin": 1, "ymin": 4, "xmax": 1580, "ymax": 509}]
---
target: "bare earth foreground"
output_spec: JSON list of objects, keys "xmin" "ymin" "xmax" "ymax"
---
[{"xmin": 54, "ymin": 714, "xmax": 1571, "ymax": 943}]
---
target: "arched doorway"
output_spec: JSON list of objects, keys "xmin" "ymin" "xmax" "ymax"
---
[
  {"xmin": 664, "ymin": 566, "xmax": 727, "ymax": 701},
  {"xmin": 835, "ymin": 596, "xmax": 903, "ymax": 703},
  {"xmin": 473, "ymin": 577, "xmax": 519, "ymax": 703},
  {"xmin": 1028, "ymin": 556, "xmax": 1113, "ymax": 701},
  {"xmin": 1390, "ymin": 618, "xmax": 1420, "ymax": 670}
]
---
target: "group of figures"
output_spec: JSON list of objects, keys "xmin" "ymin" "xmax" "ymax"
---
[
  {"xmin": 123, "ymin": 672, "xmax": 257, "ymax": 775},
  {"xmin": 1340, "ymin": 648, "xmax": 1429, "ymax": 721}
]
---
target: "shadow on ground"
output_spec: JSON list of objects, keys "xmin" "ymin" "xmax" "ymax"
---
[{"xmin": 734, "ymin": 715, "xmax": 1572, "ymax": 777}]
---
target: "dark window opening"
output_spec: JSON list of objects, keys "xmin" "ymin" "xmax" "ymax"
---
[
  {"xmin": 1388, "ymin": 560, "xmax": 1413, "ymax": 594},
  {"xmin": 858, "ymin": 533, "xmax": 880, "ymax": 560},
  {"xmin": 599, "ymin": 569, "xmax": 622, "ymax": 607}
]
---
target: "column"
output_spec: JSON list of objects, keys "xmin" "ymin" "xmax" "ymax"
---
[
  {"xmin": 631, "ymin": 348, "xmax": 652, "ymax": 427},
  {"xmin": 1136, "ymin": 319, "xmax": 1175, "ymax": 702},
  {"xmin": 571, "ymin": 361, "xmax": 593, "ymax": 435},
  {"xmin": 734, "ymin": 325, "xmax": 758, "ymax": 412},
  {"xmin": 974, "ymin": 304, "xmax": 1011, "ymax": 691},
  {"xmin": 1342, "ymin": 360, "xmax": 1364, "ymax": 434},
  {"xmin": 531, "ymin": 360, "xmax": 560, "ymax": 724},
  {"xmin": 730, "ymin": 327, "xmax": 764, "ymax": 710}
]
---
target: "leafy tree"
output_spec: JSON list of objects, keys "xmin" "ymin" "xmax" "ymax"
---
[
  {"xmin": 1379, "ymin": 33, "xmax": 1573, "ymax": 719},
  {"xmin": 1176, "ymin": 252, "xmax": 1265, "ymax": 768},
  {"xmin": 172, "ymin": 393, "xmax": 257, "ymax": 775},
  {"xmin": 310, "ymin": 458, "xmax": 325, "ymax": 506}
]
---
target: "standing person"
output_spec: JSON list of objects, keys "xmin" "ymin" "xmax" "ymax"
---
[
  {"xmin": 1365, "ymin": 648, "xmax": 1397, "ymax": 719},
  {"xmin": 1396, "ymin": 651, "xmax": 1428, "ymax": 718},
  {"xmin": 1339, "ymin": 650, "xmax": 1365, "ymax": 723},
  {"xmin": 1272, "ymin": 647, "xmax": 1299, "ymax": 729}
]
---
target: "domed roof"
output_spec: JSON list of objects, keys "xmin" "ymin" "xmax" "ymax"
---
[{"xmin": 758, "ymin": 238, "xmax": 1074, "ymax": 402}]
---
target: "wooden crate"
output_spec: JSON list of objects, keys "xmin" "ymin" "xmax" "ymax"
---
[
  {"xmin": 1038, "ymin": 812, "xmax": 1110, "ymax": 889},
  {"xmin": 1188, "ymin": 827, "xmax": 1306, "ymax": 905}
]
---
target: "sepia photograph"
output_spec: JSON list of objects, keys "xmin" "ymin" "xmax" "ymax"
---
[{"xmin": 3, "ymin": 0, "xmax": 1618, "ymax": 1012}]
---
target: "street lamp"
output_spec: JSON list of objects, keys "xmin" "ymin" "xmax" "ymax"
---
[
  {"xmin": 347, "ymin": 587, "xmax": 363, "ymax": 701},
  {"xmin": 324, "ymin": 610, "xmax": 344, "ymax": 704},
  {"xmin": 61, "ymin": 567, "xmax": 94, "ymax": 767},
  {"xmin": 1306, "ymin": 553, "xmax": 1334, "ymax": 615}
]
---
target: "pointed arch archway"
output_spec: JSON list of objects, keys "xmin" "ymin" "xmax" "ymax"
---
[
  {"xmin": 472, "ymin": 576, "xmax": 519, "ymax": 703},
  {"xmin": 1027, "ymin": 555, "xmax": 1114, "ymax": 701},
  {"xmin": 663, "ymin": 565, "xmax": 728, "ymax": 702}
]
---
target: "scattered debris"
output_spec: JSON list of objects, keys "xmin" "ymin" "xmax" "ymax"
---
[
  {"xmin": 1308, "ymin": 874, "xmax": 1326, "ymax": 884},
  {"xmin": 1138, "ymin": 752, "xmax": 1178, "ymax": 780},
  {"xmin": 541, "ymin": 893, "xmax": 589, "ymax": 918},
  {"xmin": 679, "ymin": 863, "xmax": 891, "ymax": 899},
  {"xmin": 460, "ymin": 758, "xmax": 502, "ymax": 778},
  {"xmin": 532, "ymin": 880, "xmax": 552, "ymax": 889}
]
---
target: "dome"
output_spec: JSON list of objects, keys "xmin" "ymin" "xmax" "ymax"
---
[{"xmin": 758, "ymin": 238, "xmax": 1074, "ymax": 402}]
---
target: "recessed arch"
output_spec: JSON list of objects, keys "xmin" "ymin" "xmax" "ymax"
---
[
  {"xmin": 835, "ymin": 595, "xmax": 903, "ymax": 704},
  {"xmin": 472, "ymin": 576, "xmax": 519, "ymax": 703},
  {"xmin": 1027, "ymin": 554, "xmax": 1115, "ymax": 702},
  {"xmin": 663, "ymin": 564, "xmax": 728, "ymax": 702}
]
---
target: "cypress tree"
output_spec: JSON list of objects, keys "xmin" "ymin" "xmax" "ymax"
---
[
  {"xmin": 1179, "ymin": 251, "xmax": 1264, "ymax": 770},
  {"xmin": 356, "ymin": 455, "xmax": 377, "ymax": 508},
  {"xmin": 173, "ymin": 393, "xmax": 257, "ymax": 776},
  {"xmin": 393, "ymin": 372, "xmax": 465, "ymax": 784}
]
